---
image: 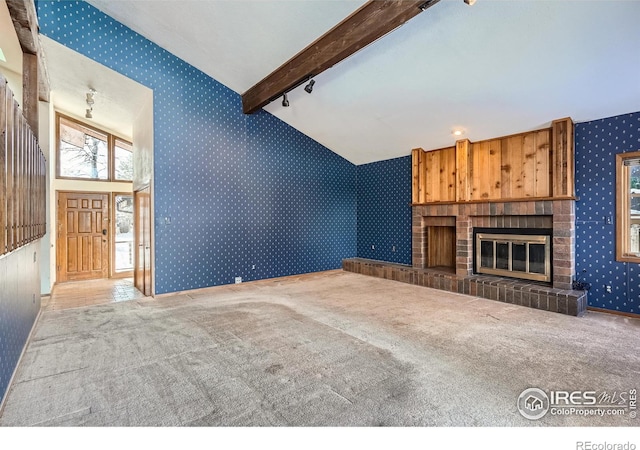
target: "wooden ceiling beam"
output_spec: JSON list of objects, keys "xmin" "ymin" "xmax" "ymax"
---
[
  {"xmin": 241, "ymin": 0, "xmax": 440, "ymax": 114},
  {"xmin": 6, "ymin": 0, "xmax": 51, "ymax": 103}
]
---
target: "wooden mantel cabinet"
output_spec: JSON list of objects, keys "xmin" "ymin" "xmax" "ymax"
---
[{"xmin": 412, "ymin": 118, "xmax": 575, "ymax": 204}]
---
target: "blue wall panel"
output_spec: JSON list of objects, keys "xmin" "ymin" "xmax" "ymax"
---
[
  {"xmin": 356, "ymin": 156, "xmax": 412, "ymax": 265},
  {"xmin": 575, "ymin": 112, "xmax": 640, "ymax": 313},
  {"xmin": 0, "ymin": 242, "xmax": 41, "ymax": 405},
  {"xmin": 36, "ymin": 1, "xmax": 356, "ymax": 294},
  {"xmin": 245, "ymin": 113, "xmax": 356, "ymax": 279}
]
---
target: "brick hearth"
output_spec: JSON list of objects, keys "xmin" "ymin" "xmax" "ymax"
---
[{"xmin": 342, "ymin": 258, "xmax": 587, "ymax": 316}]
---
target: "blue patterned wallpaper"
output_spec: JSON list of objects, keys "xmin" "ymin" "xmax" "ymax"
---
[
  {"xmin": 356, "ymin": 156, "xmax": 412, "ymax": 265},
  {"xmin": 575, "ymin": 112, "xmax": 640, "ymax": 314},
  {"xmin": 33, "ymin": 1, "xmax": 640, "ymax": 313},
  {"xmin": 36, "ymin": 0, "xmax": 356, "ymax": 294},
  {"xmin": 0, "ymin": 242, "xmax": 41, "ymax": 405}
]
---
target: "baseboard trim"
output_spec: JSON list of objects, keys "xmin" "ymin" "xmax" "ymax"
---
[
  {"xmin": 587, "ymin": 306, "xmax": 640, "ymax": 320},
  {"xmin": 153, "ymin": 269, "xmax": 343, "ymax": 299},
  {"xmin": 0, "ymin": 304, "xmax": 43, "ymax": 417}
]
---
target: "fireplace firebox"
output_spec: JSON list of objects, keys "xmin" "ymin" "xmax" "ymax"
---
[{"xmin": 474, "ymin": 228, "xmax": 552, "ymax": 283}]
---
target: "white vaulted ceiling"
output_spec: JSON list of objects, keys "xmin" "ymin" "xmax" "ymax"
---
[
  {"xmin": 84, "ymin": 0, "xmax": 640, "ymax": 165},
  {"xmin": 41, "ymin": 36, "xmax": 152, "ymax": 140}
]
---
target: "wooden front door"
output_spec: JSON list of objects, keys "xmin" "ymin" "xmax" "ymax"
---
[{"xmin": 57, "ymin": 192, "xmax": 110, "ymax": 282}]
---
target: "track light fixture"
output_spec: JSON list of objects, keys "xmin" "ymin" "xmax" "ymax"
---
[
  {"xmin": 282, "ymin": 93, "xmax": 289, "ymax": 107},
  {"xmin": 418, "ymin": 0, "xmax": 440, "ymax": 12},
  {"xmin": 85, "ymin": 88, "xmax": 96, "ymax": 119},
  {"xmin": 304, "ymin": 79, "xmax": 315, "ymax": 94}
]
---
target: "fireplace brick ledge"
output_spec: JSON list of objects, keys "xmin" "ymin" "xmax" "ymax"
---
[{"xmin": 342, "ymin": 258, "xmax": 587, "ymax": 317}]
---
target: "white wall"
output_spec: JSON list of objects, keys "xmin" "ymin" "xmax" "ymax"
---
[
  {"xmin": 133, "ymin": 92, "xmax": 153, "ymax": 192},
  {"xmin": 39, "ymin": 100, "xmax": 53, "ymax": 295},
  {"xmin": 0, "ymin": 67, "xmax": 22, "ymax": 108}
]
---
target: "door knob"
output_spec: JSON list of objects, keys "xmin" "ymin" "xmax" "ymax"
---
[{"xmin": 102, "ymin": 229, "xmax": 107, "ymax": 235}]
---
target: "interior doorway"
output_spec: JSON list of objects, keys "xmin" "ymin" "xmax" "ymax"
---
[
  {"xmin": 40, "ymin": 35, "xmax": 154, "ymax": 296},
  {"xmin": 134, "ymin": 187, "xmax": 152, "ymax": 296},
  {"xmin": 56, "ymin": 191, "xmax": 110, "ymax": 282}
]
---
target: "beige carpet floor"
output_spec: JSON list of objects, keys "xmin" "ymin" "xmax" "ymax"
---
[{"xmin": 1, "ymin": 270, "xmax": 638, "ymax": 426}]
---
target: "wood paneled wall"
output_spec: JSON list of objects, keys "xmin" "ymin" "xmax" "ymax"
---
[
  {"xmin": 412, "ymin": 118, "xmax": 574, "ymax": 204},
  {"xmin": 0, "ymin": 76, "xmax": 47, "ymax": 256},
  {"xmin": 413, "ymin": 145, "xmax": 457, "ymax": 203}
]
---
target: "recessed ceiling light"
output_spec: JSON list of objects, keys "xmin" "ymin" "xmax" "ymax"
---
[
  {"xmin": 0, "ymin": 48, "xmax": 6, "ymax": 63},
  {"xmin": 452, "ymin": 129, "xmax": 465, "ymax": 136}
]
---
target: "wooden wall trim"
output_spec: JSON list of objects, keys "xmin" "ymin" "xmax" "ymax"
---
[
  {"xmin": 411, "ymin": 148, "xmax": 421, "ymax": 204},
  {"xmin": 0, "ymin": 81, "xmax": 6, "ymax": 255},
  {"xmin": 455, "ymin": 139, "xmax": 470, "ymax": 202},
  {"xmin": 587, "ymin": 306, "xmax": 640, "ymax": 320},
  {"xmin": 22, "ymin": 52, "xmax": 38, "ymax": 133},
  {"xmin": 410, "ymin": 196, "xmax": 577, "ymax": 207},
  {"xmin": 615, "ymin": 150, "xmax": 640, "ymax": 263},
  {"xmin": 551, "ymin": 117, "xmax": 575, "ymax": 198},
  {"xmin": 6, "ymin": 0, "xmax": 50, "ymax": 103}
]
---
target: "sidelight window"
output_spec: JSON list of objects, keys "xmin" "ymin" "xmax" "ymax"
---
[{"xmin": 616, "ymin": 151, "xmax": 640, "ymax": 263}]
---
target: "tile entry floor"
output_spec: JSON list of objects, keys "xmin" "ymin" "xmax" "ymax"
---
[{"xmin": 43, "ymin": 278, "xmax": 145, "ymax": 311}]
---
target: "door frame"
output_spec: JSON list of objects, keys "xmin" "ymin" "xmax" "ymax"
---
[
  {"xmin": 56, "ymin": 190, "xmax": 111, "ymax": 283},
  {"xmin": 111, "ymin": 192, "xmax": 134, "ymax": 278},
  {"xmin": 133, "ymin": 185, "xmax": 155, "ymax": 296},
  {"xmin": 134, "ymin": 186, "xmax": 152, "ymax": 296}
]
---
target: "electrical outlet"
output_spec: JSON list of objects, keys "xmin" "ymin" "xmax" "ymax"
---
[
  {"xmin": 164, "ymin": 217, "xmax": 172, "ymax": 224},
  {"xmin": 605, "ymin": 215, "xmax": 612, "ymax": 225},
  {"xmin": 605, "ymin": 285, "xmax": 612, "ymax": 293},
  {"xmin": 235, "ymin": 277, "xmax": 242, "ymax": 284}
]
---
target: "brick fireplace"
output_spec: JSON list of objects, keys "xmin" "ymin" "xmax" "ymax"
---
[
  {"xmin": 343, "ymin": 197, "xmax": 586, "ymax": 316},
  {"xmin": 412, "ymin": 199, "xmax": 576, "ymax": 290},
  {"xmin": 343, "ymin": 118, "xmax": 588, "ymax": 316}
]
